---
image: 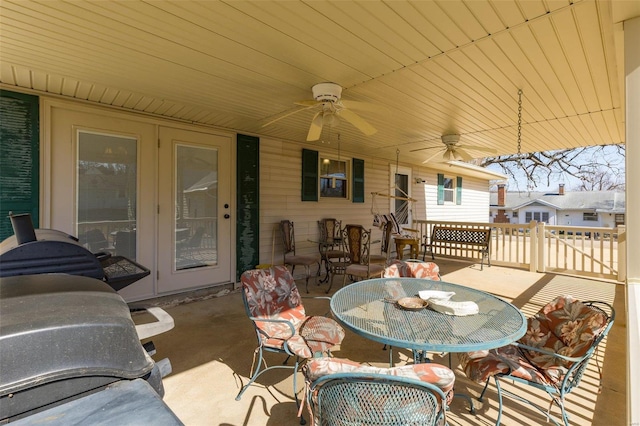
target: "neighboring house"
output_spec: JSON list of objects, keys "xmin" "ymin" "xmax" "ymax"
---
[{"xmin": 490, "ymin": 184, "xmax": 625, "ymax": 228}]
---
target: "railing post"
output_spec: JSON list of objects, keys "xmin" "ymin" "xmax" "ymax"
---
[
  {"xmin": 537, "ymin": 221, "xmax": 546, "ymax": 273},
  {"xmin": 529, "ymin": 220, "xmax": 537, "ymax": 272},
  {"xmin": 618, "ymin": 225, "xmax": 626, "ymax": 282}
]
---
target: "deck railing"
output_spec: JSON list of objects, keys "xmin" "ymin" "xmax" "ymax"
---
[{"xmin": 413, "ymin": 220, "xmax": 624, "ymax": 282}]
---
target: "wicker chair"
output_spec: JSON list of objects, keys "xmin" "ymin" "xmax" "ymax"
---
[
  {"xmin": 235, "ymin": 266, "xmax": 345, "ymax": 423},
  {"xmin": 301, "ymin": 357, "xmax": 455, "ymax": 426},
  {"xmin": 459, "ymin": 295, "xmax": 615, "ymax": 426}
]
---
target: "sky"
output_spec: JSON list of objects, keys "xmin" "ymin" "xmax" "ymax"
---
[{"xmin": 484, "ymin": 144, "xmax": 625, "ymax": 193}]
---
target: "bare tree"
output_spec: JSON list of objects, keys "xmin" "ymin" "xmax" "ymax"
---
[{"xmin": 478, "ymin": 144, "xmax": 625, "ymax": 192}]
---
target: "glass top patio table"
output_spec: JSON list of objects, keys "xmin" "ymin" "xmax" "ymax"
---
[{"xmin": 330, "ymin": 277, "xmax": 527, "ymax": 353}]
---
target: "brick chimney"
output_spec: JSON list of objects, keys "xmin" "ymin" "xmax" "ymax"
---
[
  {"xmin": 559, "ymin": 183, "xmax": 565, "ymax": 195},
  {"xmin": 497, "ymin": 184, "xmax": 506, "ymax": 207}
]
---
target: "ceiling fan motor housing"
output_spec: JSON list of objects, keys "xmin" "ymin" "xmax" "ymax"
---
[
  {"xmin": 312, "ymin": 82, "xmax": 342, "ymax": 103},
  {"xmin": 441, "ymin": 134, "xmax": 460, "ymax": 146}
]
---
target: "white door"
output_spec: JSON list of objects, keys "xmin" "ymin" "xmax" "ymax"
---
[
  {"xmin": 390, "ymin": 165, "xmax": 413, "ymax": 226},
  {"xmin": 157, "ymin": 127, "xmax": 232, "ymax": 293}
]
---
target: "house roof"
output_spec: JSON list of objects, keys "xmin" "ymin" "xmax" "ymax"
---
[
  {"xmin": 1, "ymin": 1, "xmax": 638, "ymax": 167},
  {"xmin": 490, "ymin": 190, "xmax": 626, "ymax": 213}
]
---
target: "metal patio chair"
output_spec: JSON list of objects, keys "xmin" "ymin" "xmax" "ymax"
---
[
  {"xmin": 280, "ymin": 220, "xmax": 320, "ymax": 293},
  {"xmin": 341, "ymin": 224, "xmax": 385, "ymax": 288},
  {"xmin": 301, "ymin": 357, "xmax": 455, "ymax": 426},
  {"xmin": 235, "ymin": 266, "xmax": 345, "ymax": 423},
  {"xmin": 369, "ymin": 220, "xmax": 393, "ymax": 266},
  {"xmin": 459, "ymin": 295, "xmax": 615, "ymax": 426},
  {"xmin": 383, "ymin": 258, "xmax": 441, "ymax": 280}
]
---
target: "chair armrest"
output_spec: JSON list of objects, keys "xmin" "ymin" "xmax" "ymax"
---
[
  {"xmin": 249, "ymin": 316, "xmax": 296, "ymax": 339},
  {"xmin": 511, "ymin": 341, "xmax": 586, "ymax": 363}
]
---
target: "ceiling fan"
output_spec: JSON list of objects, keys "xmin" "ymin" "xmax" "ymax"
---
[
  {"xmin": 262, "ymin": 82, "xmax": 377, "ymax": 141},
  {"xmin": 411, "ymin": 134, "xmax": 498, "ymax": 163}
]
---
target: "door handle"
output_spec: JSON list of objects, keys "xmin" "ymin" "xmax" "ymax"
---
[{"xmin": 224, "ymin": 214, "xmax": 230, "ymax": 219}]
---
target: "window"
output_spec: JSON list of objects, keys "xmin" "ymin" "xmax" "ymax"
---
[
  {"xmin": 583, "ymin": 212, "xmax": 598, "ymax": 221},
  {"xmin": 525, "ymin": 211, "xmax": 549, "ymax": 223},
  {"xmin": 437, "ymin": 174, "xmax": 462, "ymax": 205},
  {"xmin": 512, "ymin": 211, "xmax": 518, "ymax": 218},
  {"xmin": 301, "ymin": 150, "xmax": 363, "ymax": 202},
  {"xmin": 443, "ymin": 177, "xmax": 454, "ymax": 202},
  {"xmin": 320, "ymin": 157, "xmax": 348, "ymax": 198}
]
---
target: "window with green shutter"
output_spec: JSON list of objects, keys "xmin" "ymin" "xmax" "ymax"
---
[
  {"xmin": 437, "ymin": 173, "xmax": 461, "ymax": 205},
  {"xmin": 301, "ymin": 149, "xmax": 318, "ymax": 201}
]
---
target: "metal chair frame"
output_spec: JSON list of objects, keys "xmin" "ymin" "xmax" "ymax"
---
[
  {"xmin": 340, "ymin": 225, "xmax": 385, "ymax": 289},
  {"xmin": 305, "ymin": 372, "xmax": 448, "ymax": 426},
  {"xmin": 280, "ymin": 220, "xmax": 319, "ymax": 293},
  {"xmin": 236, "ymin": 267, "xmax": 344, "ymax": 425},
  {"xmin": 478, "ymin": 300, "xmax": 615, "ymax": 426}
]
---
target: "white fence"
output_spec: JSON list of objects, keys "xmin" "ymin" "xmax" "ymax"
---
[{"xmin": 413, "ymin": 220, "xmax": 625, "ymax": 282}]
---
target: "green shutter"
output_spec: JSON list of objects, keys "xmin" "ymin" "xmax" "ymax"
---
[
  {"xmin": 0, "ymin": 90, "xmax": 39, "ymax": 240},
  {"xmin": 456, "ymin": 176, "xmax": 462, "ymax": 205},
  {"xmin": 301, "ymin": 148, "xmax": 318, "ymax": 201},
  {"xmin": 437, "ymin": 173, "xmax": 444, "ymax": 205},
  {"xmin": 236, "ymin": 134, "xmax": 259, "ymax": 280},
  {"xmin": 352, "ymin": 158, "xmax": 364, "ymax": 203}
]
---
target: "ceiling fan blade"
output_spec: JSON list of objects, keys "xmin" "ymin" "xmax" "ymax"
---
[
  {"xmin": 454, "ymin": 148, "xmax": 473, "ymax": 162},
  {"xmin": 339, "ymin": 99, "xmax": 380, "ymax": 112},
  {"xmin": 410, "ymin": 145, "xmax": 442, "ymax": 153},
  {"xmin": 294, "ymin": 99, "xmax": 320, "ymax": 107},
  {"xmin": 307, "ymin": 111, "xmax": 324, "ymax": 141},
  {"xmin": 421, "ymin": 148, "xmax": 446, "ymax": 163},
  {"xmin": 262, "ymin": 103, "xmax": 317, "ymax": 128},
  {"xmin": 338, "ymin": 109, "xmax": 377, "ymax": 136},
  {"xmin": 457, "ymin": 144, "xmax": 498, "ymax": 154}
]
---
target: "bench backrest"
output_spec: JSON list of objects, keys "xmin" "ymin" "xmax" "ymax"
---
[{"xmin": 430, "ymin": 227, "xmax": 490, "ymax": 246}]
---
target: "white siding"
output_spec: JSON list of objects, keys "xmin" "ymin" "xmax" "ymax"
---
[
  {"xmin": 421, "ymin": 173, "xmax": 490, "ymax": 222},
  {"xmin": 257, "ymin": 142, "xmax": 495, "ymax": 267}
]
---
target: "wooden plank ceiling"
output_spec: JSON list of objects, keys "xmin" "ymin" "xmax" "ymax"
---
[{"xmin": 0, "ymin": 0, "xmax": 636, "ymax": 166}]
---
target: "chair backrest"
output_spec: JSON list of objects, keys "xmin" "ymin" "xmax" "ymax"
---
[
  {"xmin": 240, "ymin": 266, "xmax": 306, "ymax": 340},
  {"xmin": 383, "ymin": 259, "xmax": 441, "ymax": 280},
  {"xmin": 518, "ymin": 296, "xmax": 615, "ymax": 386},
  {"xmin": 279, "ymin": 220, "xmax": 296, "ymax": 255},
  {"xmin": 188, "ymin": 227, "xmax": 205, "ymax": 248},
  {"xmin": 83, "ymin": 228, "xmax": 109, "ymax": 252},
  {"xmin": 304, "ymin": 357, "xmax": 452, "ymax": 426},
  {"xmin": 343, "ymin": 224, "xmax": 371, "ymax": 265},
  {"xmin": 318, "ymin": 218, "xmax": 341, "ymax": 242}
]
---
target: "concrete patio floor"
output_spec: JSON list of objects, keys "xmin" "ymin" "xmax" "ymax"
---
[{"xmin": 135, "ymin": 259, "xmax": 627, "ymax": 426}]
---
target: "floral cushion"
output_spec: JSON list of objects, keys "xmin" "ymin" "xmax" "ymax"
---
[
  {"xmin": 303, "ymin": 357, "xmax": 455, "ymax": 405},
  {"xmin": 460, "ymin": 295, "xmax": 607, "ymax": 385},
  {"xmin": 241, "ymin": 266, "xmax": 345, "ymax": 358},
  {"xmin": 383, "ymin": 259, "xmax": 441, "ymax": 280}
]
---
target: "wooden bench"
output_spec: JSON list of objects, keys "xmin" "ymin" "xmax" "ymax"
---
[{"xmin": 422, "ymin": 226, "xmax": 491, "ymax": 270}]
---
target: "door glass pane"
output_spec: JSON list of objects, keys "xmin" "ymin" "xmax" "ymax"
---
[
  {"xmin": 175, "ymin": 144, "xmax": 217, "ymax": 270},
  {"xmin": 76, "ymin": 132, "xmax": 137, "ymax": 259}
]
